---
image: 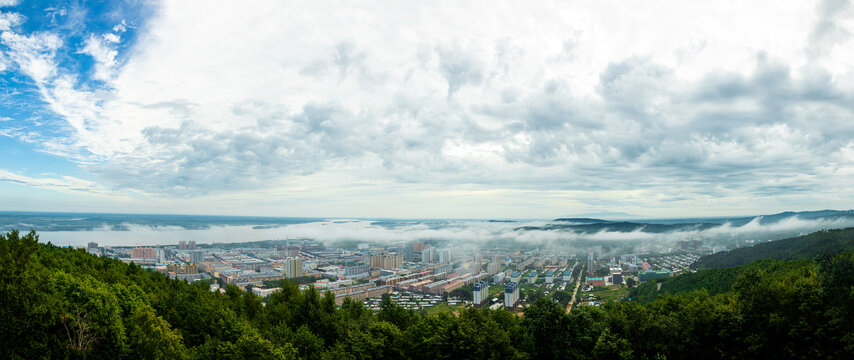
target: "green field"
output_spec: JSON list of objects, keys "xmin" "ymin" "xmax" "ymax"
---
[
  {"xmin": 421, "ymin": 302, "xmax": 466, "ymax": 315},
  {"xmin": 587, "ymin": 285, "xmax": 630, "ymax": 302},
  {"xmin": 488, "ymin": 284, "xmax": 506, "ymax": 298}
]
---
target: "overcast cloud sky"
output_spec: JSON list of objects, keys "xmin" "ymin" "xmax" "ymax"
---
[{"xmin": 1, "ymin": 0, "xmax": 853, "ymax": 219}]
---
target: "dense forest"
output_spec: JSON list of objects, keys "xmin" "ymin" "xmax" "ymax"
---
[
  {"xmin": 2, "ymin": 229, "xmax": 854, "ymax": 359},
  {"xmin": 692, "ymin": 227, "xmax": 854, "ymax": 269}
]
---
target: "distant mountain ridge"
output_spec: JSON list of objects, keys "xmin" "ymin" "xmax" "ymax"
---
[
  {"xmin": 517, "ymin": 210, "xmax": 854, "ymax": 234},
  {"xmin": 552, "ymin": 218, "xmax": 614, "ymax": 224},
  {"xmin": 516, "ymin": 221, "xmax": 720, "ymax": 234}
]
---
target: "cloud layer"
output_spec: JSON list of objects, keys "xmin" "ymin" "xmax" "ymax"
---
[
  {"xmin": 1, "ymin": 0, "xmax": 854, "ymax": 217},
  {"xmin": 31, "ymin": 213, "xmax": 854, "ymax": 257}
]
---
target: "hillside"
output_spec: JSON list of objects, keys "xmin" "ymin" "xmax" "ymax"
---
[
  {"xmin": 630, "ymin": 259, "xmax": 809, "ymax": 303},
  {"xmin": 633, "ymin": 227, "xmax": 854, "ymax": 303},
  {"xmin": 692, "ymin": 227, "xmax": 854, "ymax": 269}
]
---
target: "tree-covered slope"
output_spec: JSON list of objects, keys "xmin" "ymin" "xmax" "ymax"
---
[
  {"xmin": 629, "ymin": 259, "xmax": 808, "ymax": 303},
  {"xmin": 692, "ymin": 227, "xmax": 854, "ymax": 269}
]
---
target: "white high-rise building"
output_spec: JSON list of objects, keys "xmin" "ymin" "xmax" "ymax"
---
[
  {"xmin": 439, "ymin": 249, "xmax": 451, "ymax": 264},
  {"xmin": 504, "ymin": 282, "xmax": 519, "ymax": 308},
  {"xmin": 422, "ymin": 247, "xmax": 437, "ymax": 263},
  {"xmin": 587, "ymin": 252, "xmax": 595, "ymax": 275},
  {"xmin": 472, "ymin": 281, "xmax": 488, "ymax": 307},
  {"xmin": 382, "ymin": 253, "xmax": 403, "ymax": 269},
  {"xmin": 487, "ymin": 255, "xmax": 503, "ymax": 275},
  {"xmin": 471, "ymin": 254, "xmax": 482, "ymax": 274},
  {"xmin": 190, "ymin": 250, "xmax": 205, "ymax": 264},
  {"xmin": 286, "ymin": 257, "xmax": 304, "ymax": 278}
]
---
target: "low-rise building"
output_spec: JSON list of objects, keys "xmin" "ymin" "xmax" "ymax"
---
[
  {"xmin": 344, "ymin": 263, "xmax": 370, "ymax": 276},
  {"xmin": 586, "ymin": 277, "xmax": 605, "ymax": 286},
  {"xmin": 562, "ymin": 269, "xmax": 573, "ymax": 281},
  {"xmin": 526, "ymin": 271, "xmax": 538, "ymax": 284},
  {"xmin": 545, "ymin": 270, "xmax": 555, "ymax": 283},
  {"xmin": 333, "ymin": 285, "xmax": 392, "ymax": 305}
]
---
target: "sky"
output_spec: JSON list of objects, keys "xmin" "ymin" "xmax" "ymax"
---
[{"xmin": 1, "ymin": 0, "xmax": 853, "ymax": 220}]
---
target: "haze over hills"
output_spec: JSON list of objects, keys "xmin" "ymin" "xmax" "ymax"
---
[
  {"xmin": 469, "ymin": 209, "xmax": 851, "ymax": 235},
  {"xmin": 3, "ymin": 209, "xmax": 854, "ymax": 259}
]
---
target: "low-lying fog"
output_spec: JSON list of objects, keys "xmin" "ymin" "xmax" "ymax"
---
[{"xmin": 32, "ymin": 213, "xmax": 854, "ymax": 256}]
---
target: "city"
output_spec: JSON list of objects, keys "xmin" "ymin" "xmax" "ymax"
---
[{"xmin": 88, "ymin": 237, "xmax": 711, "ymax": 312}]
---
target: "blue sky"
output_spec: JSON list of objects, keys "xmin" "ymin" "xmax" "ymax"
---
[{"xmin": 1, "ymin": 0, "xmax": 854, "ymax": 219}]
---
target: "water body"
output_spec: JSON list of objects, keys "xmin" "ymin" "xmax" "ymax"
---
[{"xmin": 0, "ymin": 212, "xmax": 322, "ymax": 247}]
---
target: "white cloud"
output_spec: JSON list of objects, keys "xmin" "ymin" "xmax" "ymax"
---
[
  {"xmin": 102, "ymin": 33, "xmax": 119, "ymax": 44},
  {"xmin": 79, "ymin": 34, "xmax": 118, "ymax": 81},
  {"xmin": 0, "ymin": 31, "xmax": 61, "ymax": 84},
  {"xmin": 0, "ymin": 169, "xmax": 129, "ymax": 198},
  {"xmin": 0, "ymin": 0, "xmax": 20, "ymax": 8},
  {"xmin": 3, "ymin": 0, "xmax": 854, "ymax": 217},
  {"xmin": 0, "ymin": 10, "xmax": 23, "ymax": 30},
  {"xmin": 113, "ymin": 20, "xmax": 127, "ymax": 33}
]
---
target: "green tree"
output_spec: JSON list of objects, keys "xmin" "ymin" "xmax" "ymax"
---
[
  {"xmin": 591, "ymin": 328, "xmax": 633, "ymax": 359},
  {"xmin": 126, "ymin": 306, "xmax": 189, "ymax": 359},
  {"xmin": 377, "ymin": 294, "xmax": 415, "ymax": 330},
  {"xmin": 521, "ymin": 297, "xmax": 565, "ymax": 359}
]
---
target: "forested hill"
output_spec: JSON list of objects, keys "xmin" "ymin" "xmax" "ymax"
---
[
  {"xmin": 629, "ymin": 258, "xmax": 809, "ymax": 303},
  {"xmin": 691, "ymin": 227, "xmax": 854, "ymax": 269},
  {"xmin": 3, "ymin": 230, "xmax": 854, "ymax": 359}
]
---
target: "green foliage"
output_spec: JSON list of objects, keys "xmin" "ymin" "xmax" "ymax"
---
[
  {"xmin": 552, "ymin": 290, "xmax": 573, "ymax": 306},
  {"xmin": 448, "ymin": 284, "xmax": 473, "ymax": 301},
  {"xmin": 693, "ymin": 227, "xmax": 854, "ymax": 269},
  {"xmin": 377, "ymin": 293, "xmax": 416, "ymax": 330},
  {"xmin": 625, "ymin": 277, "xmax": 636, "ymax": 288},
  {"xmin": 2, "ymin": 229, "xmax": 854, "ymax": 359},
  {"xmin": 627, "ymin": 278, "xmax": 659, "ymax": 302}
]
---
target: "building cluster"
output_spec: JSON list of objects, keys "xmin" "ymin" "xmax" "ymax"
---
[
  {"xmin": 582, "ymin": 250, "xmax": 704, "ymax": 293},
  {"xmin": 83, "ymin": 235, "xmax": 711, "ymax": 312}
]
